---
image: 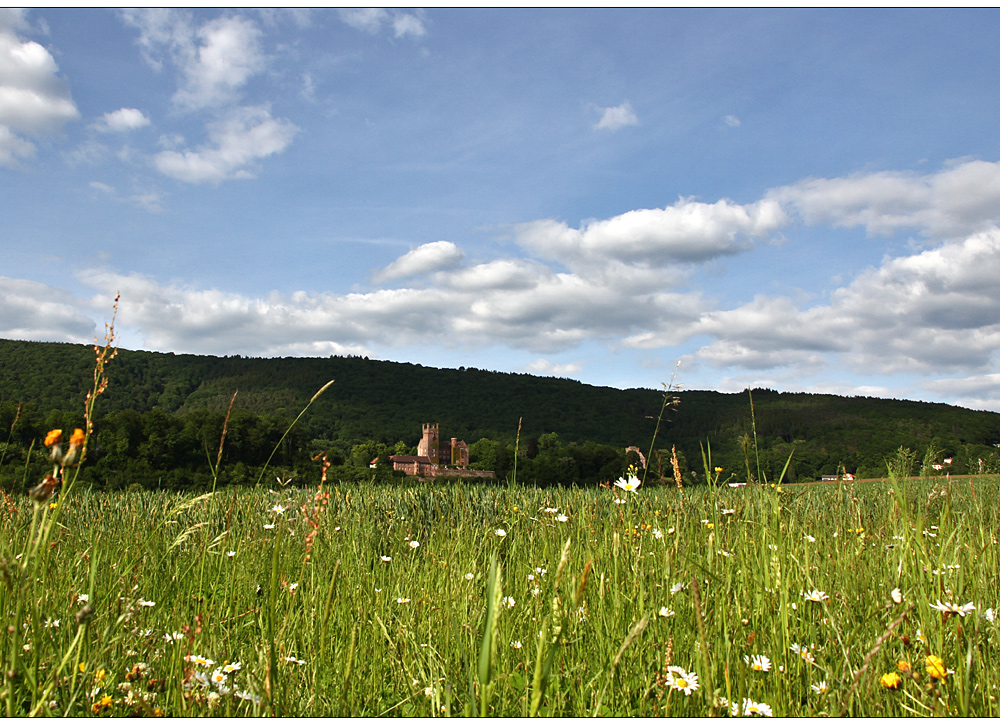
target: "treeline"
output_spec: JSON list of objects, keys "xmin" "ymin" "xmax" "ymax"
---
[
  {"xmin": 3, "ymin": 339, "xmax": 1000, "ymax": 491},
  {"xmin": 0, "ymin": 401, "xmax": 630, "ymax": 490}
]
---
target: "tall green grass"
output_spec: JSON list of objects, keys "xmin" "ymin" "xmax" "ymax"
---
[{"xmin": 2, "ymin": 471, "xmax": 1000, "ymax": 716}]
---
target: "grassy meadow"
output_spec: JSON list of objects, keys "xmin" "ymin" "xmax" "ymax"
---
[{"xmin": 3, "ymin": 465, "xmax": 1000, "ymax": 717}]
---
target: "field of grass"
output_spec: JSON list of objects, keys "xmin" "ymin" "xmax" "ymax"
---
[{"xmin": 3, "ymin": 460, "xmax": 1000, "ymax": 717}]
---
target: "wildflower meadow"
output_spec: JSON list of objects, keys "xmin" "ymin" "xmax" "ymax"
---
[
  {"xmin": 3, "ymin": 308, "xmax": 1000, "ymax": 717},
  {"xmin": 4, "ymin": 450, "xmax": 1000, "ymax": 716}
]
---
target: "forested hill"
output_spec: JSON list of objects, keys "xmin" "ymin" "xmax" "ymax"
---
[
  {"xmin": 0, "ymin": 339, "xmax": 660, "ymax": 446},
  {"xmin": 3, "ymin": 338, "xmax": 1000, "ymax": 487}
]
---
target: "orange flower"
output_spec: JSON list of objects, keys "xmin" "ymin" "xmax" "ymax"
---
[
  {"xmin": 44, "ymin": 429, "xmax": 63, "ymax": 447},
  {"xmin": 69, "ymin": 428, "xmax": 85, "ymax": 448}
]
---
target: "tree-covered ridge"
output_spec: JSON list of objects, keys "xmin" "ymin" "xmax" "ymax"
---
[{"xmin": 3, "ymin": 338, "xmax": 1000, "ymax": 489}]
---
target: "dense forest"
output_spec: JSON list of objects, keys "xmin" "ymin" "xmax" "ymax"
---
[{"xmin": 3, "ymin": 338, "xmax": 1000, "ymax": 491}]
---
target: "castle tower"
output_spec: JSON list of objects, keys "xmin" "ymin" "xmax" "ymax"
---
[{"xmin": 418, "ymin": 423, "xmax": 440, "ymax": 466}]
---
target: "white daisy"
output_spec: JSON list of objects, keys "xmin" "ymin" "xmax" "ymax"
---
[
  {"xmin": 802, "ymin": 589, "xmax": 829, "ymax": 602},
  {"xmin": 664, "ymin": 666, "xmax": 699, "ymax": 695},
  {"xmin": 745, "ymin": 654, "xmax": 771, "ymax": 672}
]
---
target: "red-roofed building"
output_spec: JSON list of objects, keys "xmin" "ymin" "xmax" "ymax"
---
[{"xmin": 388, "ymin": 423, "xmax": 493, "ymax": 479}]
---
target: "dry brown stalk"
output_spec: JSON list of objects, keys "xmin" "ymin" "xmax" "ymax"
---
[{"xmin": 671, "ymin": 445, "xmax": 683, "ymax": 489}]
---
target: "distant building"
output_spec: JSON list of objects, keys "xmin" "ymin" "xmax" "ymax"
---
[{"xmin": 389, "ymin": 423, "xmax": 494, "ymax": 479}]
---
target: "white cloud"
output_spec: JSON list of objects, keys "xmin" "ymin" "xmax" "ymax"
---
[
  {"xmin": 153, "ymin": 105, "xmax": 297, "ymax": 184},
  {"xmin": 70, "ymin": 244, "xmax": 707, "ymax": 357},
  {"xmin": 524, "ymin": 359, "xmax": 583, "ymax": 377},
  {"xmin": 436, "ymin": 259, "xmax": 543, "ymax": 291},
  {"xmin": 516, "ymin": 198, "xmax": 786, "ymax": 268},
  {"xmin": 593, "ymin": 102, "xmax": 638, "ymax": 131},
  {"xmin": 391, "ymin": 13, "xmax": 426, "ymax": 39},
  {"xmin": 93, "ymin": 107, "xmax": 150, "ymax": 133},
  {"xmin": 122, "ymin": 10, "xmax": 266, "ymax": 111},
  {"xmin": 924, "ymin": 373, "xmax": 1000, "ymax": 412},
  {"xmin": 673, "ymin": 226, "xmax": 1000, "ymax": 377},
  {"xmin": 88, "ymin": 180, "xmax": 164, "ymax": 212},
  {"xmin": 0, "ymin": 9, "xmax": 79, "ymax": 165},
  {"xmin": 173, "ymin": 15, "xmax": 265, "ymax": 111},
  {"xmin": 120, "ymin": 11, "xmax": 295, "ymax": 184},
  {"xmin": 339, "ymin": 8, "xmax": 426, "ymax": 38},
  {"xmin": 723, "ymin": 114, "xmax": 741, "ymax": 128},
  {"xmin": 771, "ymin": 158, "xmax": 1000, "ymax": 239},
  {"xmin": 120, "ymin": 8, "xmax": 191, "ymax": 72},
  {"xmin": 338, "ymin": 8, "xmax": 389, "ymax": 34},
  {"xmin": 374, "ymin": 241, "xmax": 464, "ymax": 283},
  {"xmin": 0, "ymin": 125, "xmax": 33, "ymax": 165},
  {"xmin": 0, "ymin": 276, "xmax": 95, "ymax": 343}
]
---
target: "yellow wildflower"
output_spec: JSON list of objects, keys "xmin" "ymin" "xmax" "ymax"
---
[
  {"xmin": 91, "ymin": 694, "xmax": 112, "ymax": 714},
  {"xmin": 44, "ymin": 429, "xmax": 62, "ymax": 447},
  {"xmin": 880, "ymin": 672, "xmax": 902, "ymax": 689},
  {"xmin": 69, "ymin": 428, "xmax": 85, "ymax": 448},
  {"xmin": 925, "ymin": 655, "xmax": 948, "ymax": 680},
  {"xmin": 897, "ymin": 660, "xmax": 911, "ymax": 673}
]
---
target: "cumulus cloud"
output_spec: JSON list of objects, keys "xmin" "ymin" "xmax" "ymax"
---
[
  {"xmin": 524, "ymin": 359, "xmax": 583, "ymax": 377},
  {"xmin": 338, "ymin": 8, "xmax": 426, "ymax": 38},
  {"xmin": 173, "ymin": 15, "xmax": 265, "ymax": 111},
  {"xmin": 120, "ymin": 10, "xmax": 297, "ymax": 184},
  {"xmin": 668, "ymin": 227, "xmax": 1000, "ymax": 378},
  {"xmin": 93, "ymin": 107, "xmax": 150, "ymax": 133},
  {"xmin": 0, "ymin": 276, "xmax": 95, "ymax": 343},
  {"xmin": 516, "ymin": 198, "xmax": 786, "ymax": 268},
  {"xmin": 0, "ymin": 9, "xmax": 79, "ymax": 165},
  {"xmin": 924, "ymin": 373, "xmax": 1000, "ymax": 412},
  {"xmin": 373, "ymin": 241, "xmax": 465, "ymax": 283},
  {"xmin": 771, "ymin": 158, "xmax": 1000, "ymax": 240},
  {"xmin": 153, "ymin": 105, "xmax": 297, "ymax": 184},
  {"xmin": 122, "ymin": 10, "xmax": 266, "ymax": 111},
  {"xmin": 435, "ymin": 259, "xmax": 544, "ymax": 291},
  {"xmin": 593, "ymin": 101, "xmax": 638, "ymax": 131},
  {"xmin": 69, "ymin": 247, "xmax": 707, "ymax": 358}
]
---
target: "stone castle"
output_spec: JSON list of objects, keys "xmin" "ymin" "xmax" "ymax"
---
[{"xmin": 387, "ymin": 423, "xmax": 493, "ymax": 479}]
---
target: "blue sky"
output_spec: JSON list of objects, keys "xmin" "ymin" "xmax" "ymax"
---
[{"xmin": 6, "ymin": 8, "xmax": 1000, "ymax": 411}]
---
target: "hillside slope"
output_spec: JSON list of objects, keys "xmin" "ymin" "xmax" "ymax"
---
[{"xmin": 3, "ymin": 339, "xmax": 1000, "ymax": 485}]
